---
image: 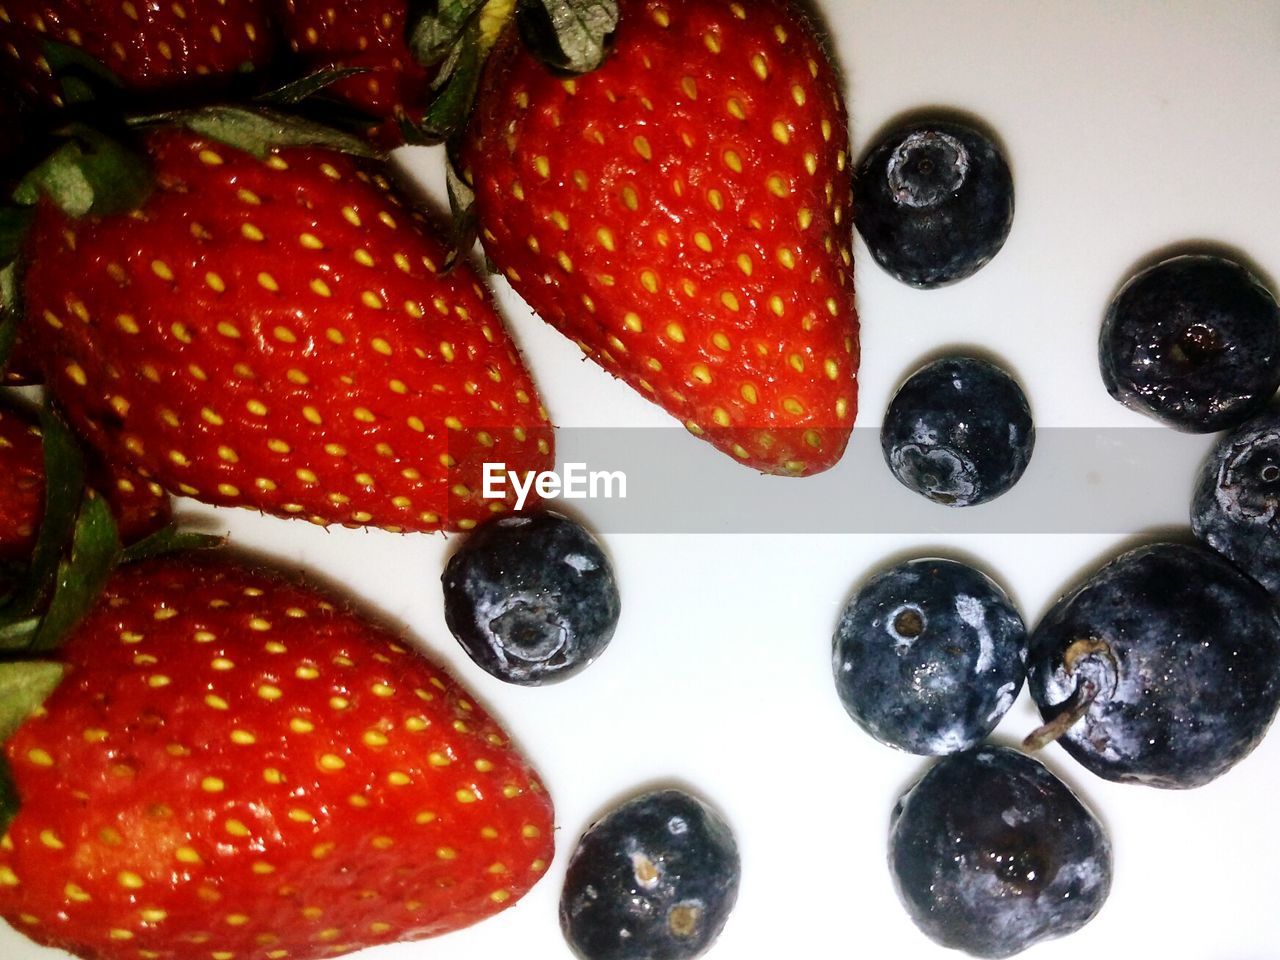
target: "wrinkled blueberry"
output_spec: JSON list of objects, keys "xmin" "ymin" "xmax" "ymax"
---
[
  {"xmin": 890, "ymin": 746, "xmax": 1112, "ymax": 959},
  {"xmin": 560, "ymin": 789, "xmax": 740, "ymax": 960},
  {"xmin": 833, "ymin": 558, "xmax": 1026, "ymax": 754},
  {"xmin": 442, "ymin": 511, "xmax": 620, "ymax": 685},
  {"xmin": 1026, "ymin": 542, "xmax": 1280, "ymax": 788},
  {"xmin": 855, "ymin": 119, "xmax": 1014, "ymax": 288},
  {"xmin": 1099, "ymin": 254, "xmax": 1280, "ymax": 432},
  {"xmin": 1193, "ymin": 408, "xmax": 1280, "ymax": 595},
  {"xmin": 882, "ymin": 356, "xmax": 1034, "ymax": 506}
]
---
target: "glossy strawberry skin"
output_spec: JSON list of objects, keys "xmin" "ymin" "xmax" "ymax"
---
[
  {"xmin": 0, "ymin": 554, "xmax": 555, "ymax": 960},
  {"xmin": 20, "ymin": 129, "xmax": 553, "ymax": 532},
  {"xmin": 0, "ymin": 0, "xmax": 278, "ymax": 110},
  {"xmin": 0, "ymin": 398, "xmax": 170, "ymax": 558},
  {"xmin": 277, "ymin": 0, "xmax": 431, "ymax": 147},
  {"xmin": 461, "ymin": 0, "xmax": 858, "ymax": 476}
]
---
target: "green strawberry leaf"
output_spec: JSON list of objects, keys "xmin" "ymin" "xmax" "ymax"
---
[
  {"xmin": 416, "ymin": 19, "xmax": 485, "ymax": 142},
  {"xmin": 12, "ymin": 126, "xmax": 152, "ymax": 218},
  {"xmin": 256, "ymin": 66, "xmax": 373, "ymax": 106},
  {"xmin": 0, "ymin": 406, "xmax": 86, "ymax": 644},
  {"xmin": 0, "ymin": 661, "xmax": 66, "ymax": 744},
  {"xmin": 0, "ymin": 207, "xmax": 33, "ymax": 267},
  {"xmin": 443, "ymin": 150, "xmax": 478, "ymax": 272},
  {"xmin": 121, "ymin": 525, "xmax": 224, "ymax": 564},
  {"xmin": 0, "ymin": 261, "xmax": 20, "ymax": 376},
  {"xmin": 518, "ymin": 0, "xmax": 617, "ymax": 74},
  {"xmin": 134, "ymin": 105, "xmax": 380, "ymax": 160},
  {"xmin": 29, "ymin": 492, "xmax": 120, "ymax": 652},
  {"xmin": 407, "ymin": 0, "xmax": 490, "ymax": 67},
  {"xmin": 0, "ymin": 617, "xmax": 41, "ymax": 649},
  {"xmin": 42, "ymin": 39, "xmax": 124, "ymax": 105},
  {"xmin": 0, "ymin": 755, "xmax": 20, "ymax": 835}
]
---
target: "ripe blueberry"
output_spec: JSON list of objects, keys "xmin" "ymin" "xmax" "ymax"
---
[
  {"xmin": 855, "ymin": 119, "xmax": 1014, "ymax": 288},
  {"xmin": 882, "ymin": 356, "xmax": 1034, "ymax": 506},
  {"xmin": 1100, "ymin": 254, "xmax": 1280, "ymax": 432},
  {"xmin": 1025, "ymin": 542, "xmax": 1280, "ymax": 788},
  {"xmin": 890, "ymin": 746, "xmax": 1112, "ymax": 959},
  {"xmin": 1193, "ymin": 408, "xmax": 1280, "ymax": 595},
  {"xmin": 442, "ymin": 511, "xmax": 620, "ymax": 685},
  {"xmin": 560, "ymin": 789, "xmax": 740, "ymax": 960},
  {"xmin": 833, "ymin": 558, "xmax": 1026, "ymax": 754}
]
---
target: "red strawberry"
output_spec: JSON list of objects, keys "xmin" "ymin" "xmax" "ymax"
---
[
  {"xmin": 92, "ymin": 451, "xmax": 172, "ymax": 546},
  {"xmin": 0, "ymin": 0, "xmax": 278, "ymax": 112},
  {"xmin": 0, "ymin": 397, "xmax": 170, "ymax": 558},
  {"xmin": 460, "ymin": 0, "xmax": 859, "ymax": 476},
  {"xmin": 19, "ymin": 125, "xmax": 553, "ymax": 532},
  {"xmin": 0, "ymin": 552, "xmax": 555, "ymax": 959},
  {"xmin": 276, "ymin": 0, "xmax": 431, "ymax": 147}
]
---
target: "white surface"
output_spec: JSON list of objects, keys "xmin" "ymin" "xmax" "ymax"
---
[{"xmin": 6, "ymin": 2, "xmax": 1280, "ymax": 959}]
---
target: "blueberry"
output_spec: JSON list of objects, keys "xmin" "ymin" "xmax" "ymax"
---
[
  {"xmin": 889, "ymin": 746, "xmax": 1112, "ymax": 959},
  {"xmin": 882, "ymin": 356, "xmax": 1034, "ymax": 506},
  {"xmin": 1026, "ymin": 542, "xmax": 1280, "ymax": 788},
  {"xmin": 1099, "ymin": 254, "xmax": 1280, "ymax": 432},
  {"xmin": 1192, "ymin": 408, "xmax": 1280, "ymax": 595},
  {"xmin": 833, "ymin": 558, "xmax": 1026, "ymax": 754},
  {"xmin": 855, "ymin": 119, "xmax": 1014, "ymax": 288},
  {"xmin": 442, "ymin": 511, "xmax": 620, "ymax": 685},
  {"xmin": 560, "ymin": 789, "xmax": 740, "ymax": 960}
]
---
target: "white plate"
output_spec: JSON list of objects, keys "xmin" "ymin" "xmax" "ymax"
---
[{"xmin": 5, "ymin": 2, "xmax": 1280, "ymax": 959}]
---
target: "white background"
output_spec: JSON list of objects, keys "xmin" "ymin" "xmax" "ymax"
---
[{"xmin": 5, "ymin": 1, "xmax": 1280, "ymax": 959}]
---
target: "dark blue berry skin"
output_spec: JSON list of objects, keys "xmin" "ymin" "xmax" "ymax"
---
[
  {"xmin": 833, "ymin": 558, "xmax": 1026, "ymax": 754},
  {"xmin": 442, "ymin": 511, "xmax": 620, "ymax": 685},
  {"xmin": 890, "ymin": 746, "xmax": 1112, "ymax": 959},
  {"xmin": 1027, "ymin": 542, "xmax": 1280, "ymax": 789},
  {"xmin": 1192, "ymin": 408, "xmax": 1280, "ymax": 596},
  {"xmin": 855, "ymin": 119, "xmax": 1014, "ymax": 288},
  {"xmin": 1100, "ymin": 255, "xmax": 1280, "ymax": 433},
  {"xmin": 882, "ymin": 357, "xmax": 1034, "ymax": 506},
  {"xmin": 560, "ymin": 789, "xmax": 740, "ymax": 960}
]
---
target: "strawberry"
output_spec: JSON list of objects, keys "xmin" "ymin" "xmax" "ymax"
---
[
  {"xmin": 0, "ymin": 551, "xmax": 555, "ymax": 959},
  {"xmin": 458, "ymin": 0, "xmax": 859, "ymax": 476},
  {"xmin": 18, "ymin": 122, "xmax": 553, "ymax": 532},
  {"xmin": 0, "ymin": 0, "xmax": 279, "ymax": 111},
  {"xmin": 0, "ymin": 396, "xmax": 170, "ymax": 559},
  {"xmin": 94, "ymin": 463, "xmax": 170, "ymax": 546},
  {"xmin": 276, "ymin": 0, "xmax": 432, "ymax": 146}
]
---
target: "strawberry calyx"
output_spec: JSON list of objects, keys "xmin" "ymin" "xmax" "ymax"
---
[
  {"xmin": 11, "ymin": 123, "xmax": 154, "ymax": 219},
  {"xmin": 256, "ymin": 64, "xmax": 378, "ymax": 108},
  {"xmin": 406, "ymin": 0, "xmax": 618, "ymax": 142},
  {"xmin": 0, "ymin": 404, "xmax": 221, "ymax": 831},
  {"xmin": 128, "ymin": 104, "xmax": 381, "ymax": 161},
  {"xmin": 0, "ymin": 224, "xmax": 24, "ymax": 373}
]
